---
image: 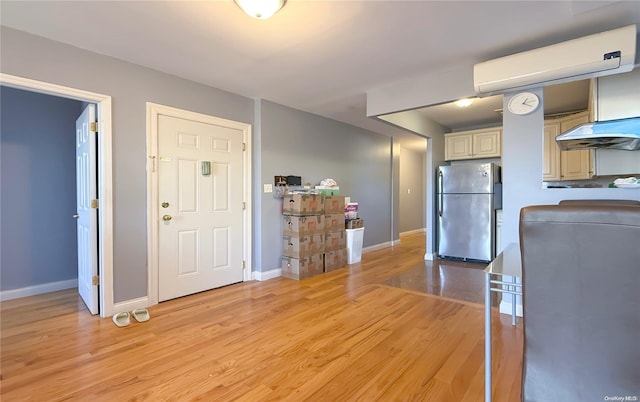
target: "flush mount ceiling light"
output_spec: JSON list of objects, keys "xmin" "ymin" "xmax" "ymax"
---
[
  {"xmin": 234, "ymin": 0, "xmax": 287, "ymax": 19},
  {"xmin": 454, "ymin": 98, "xmax": 474, "ymax": 108}
]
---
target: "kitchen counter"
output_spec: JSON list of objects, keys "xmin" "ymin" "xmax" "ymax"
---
[
  {"xmin": 544, "ymin": 175, "xmax": 640, "ymax": 189},
  {"xmin": 546, "ymin": 184, "xmax": 603, "ymax": 189}
]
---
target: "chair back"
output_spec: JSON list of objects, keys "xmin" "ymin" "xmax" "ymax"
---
[{"xmin": 519, "ymin": 202, "xmax": 640, "ymax": 401}]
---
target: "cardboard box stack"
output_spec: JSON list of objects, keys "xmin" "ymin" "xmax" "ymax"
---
[
  {"xmin": 323, "ymin": 196, "xmax": 347, "ymax": 272},
  {"xmin": 282, "ymin": 193, "xmax": 349, "ymax": 279},
  {"xmin": 281, "ymin": 194, "xmax": 325, "ymax": 280}
]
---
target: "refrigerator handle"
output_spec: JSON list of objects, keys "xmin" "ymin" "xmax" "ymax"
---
[{"xmin": 438, "ymin": 170, "xmax": 443, "ymax": 217}]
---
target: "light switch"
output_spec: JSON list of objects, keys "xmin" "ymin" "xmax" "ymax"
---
[{"xmin": 264, "ymin": 184, "xmax": 273, "ymax": 193}]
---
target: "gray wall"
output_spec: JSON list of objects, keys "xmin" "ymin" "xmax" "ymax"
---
[
  {"xmin": 1, "ymin": 27, "xmax": 400, "ymax": 299},
  {"xmin": 501, "ymin": 88, "xmax": 640, "ymax": 247},
  {"xmin": 399, "ymin": 144, "xmax": 426, "ymax": 233},
  {"xmin": 0, "ymin": 86, "xmax": 81, "ymax": 290},
  {"xmin": 258, "ymin": 100, "xmax": 392, "ymax": 272},
  {"xmin": 426, "ymin": 134, "xmax": 446, "ymax": 256},
  {"xmin": 1, "ymin": 27, "xmax": 255, "ymax": 302}
]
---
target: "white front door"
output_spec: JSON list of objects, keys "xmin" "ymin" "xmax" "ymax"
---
[
  {"xmin": 158, "ymin": 114, "xmax": 244, "ymax": 302},
  {"xmin": 76, "ymin": 104, "xmax": 99, "ymax": 314}
]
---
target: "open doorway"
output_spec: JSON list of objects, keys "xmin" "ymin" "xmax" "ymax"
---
[
  {"xmin": 398, "ymin": 138, "xmax": 427, "ymax": 236},
  {"xmin": 0, "ymin": 73, "xmax": 114, "ymax": 318},
  {"xmin": 0, "ymin": 87, "xmax": 83, "ymax": 303}
]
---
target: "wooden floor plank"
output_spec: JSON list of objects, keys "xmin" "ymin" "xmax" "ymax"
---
[{"xmin": 1, "ymin": 232, "xmax": 522, "ymax": 401}]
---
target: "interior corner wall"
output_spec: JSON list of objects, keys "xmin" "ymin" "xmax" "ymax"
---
[
  {"xmin": 258, "ymin": 100, "xmax": 392, "ymax": 273},
  {"xmin": 391, "ymin": 138, "xmax": 400, "ymax": 242},
  {"xmin": 0, "ymin": 86, "xmax": 81, "ymax": 290},
  {"xmin": 1, "ymin": 27, "xmax": 255, "ymax": 303},
  {"xmin": 252, "ymin": 100, "xmax": 263, "ymax": 274},
  {"xmin": 426, "ymin": 133, "xmax": 446, "ymax": 257},
  {"xmin": 399, "ymin": 144, "xmax": 426, "ymax": 233}
]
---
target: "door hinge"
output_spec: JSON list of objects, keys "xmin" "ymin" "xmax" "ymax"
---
[
  {"xmin": 242, "ymin": 202, "xmax": 246, "ymax": 210},
  {"xmin": 242, "ymin": 260, "xmax": 246, "ymax": 269},
  {"xmin": 149, "ymin": 155, "xmax": 157, "ymax": 172},
  {"xmin": 92, "ymin": 275, "xmax": 99, "ymax": 286},
  {"xmin": 242, "ymin": 143, "xmax": 246, "ymax": 151},
  {"xmin": 90, "ymin": 122, "xmax": 98, "ymax": 132},
  {"xmin": 91, "ymin": 199, "xmax": 99, "ymax": 209}
]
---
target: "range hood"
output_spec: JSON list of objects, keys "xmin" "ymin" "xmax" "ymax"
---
[{"xmin": 556, "ymin": 117, "xmax": 640, "ymax": 151}]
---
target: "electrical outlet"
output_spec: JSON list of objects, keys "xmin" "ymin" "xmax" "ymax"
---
[{"xmin": 264, "ymin": 184, "xmax": 273, "ymax": 193}]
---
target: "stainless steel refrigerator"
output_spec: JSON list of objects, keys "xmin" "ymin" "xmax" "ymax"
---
[{"xmin": 436, "ymin": 163, "xmax": 502, "ymax": 262}]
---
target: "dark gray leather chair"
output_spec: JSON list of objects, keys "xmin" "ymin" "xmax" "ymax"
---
[
  {"xmin": 558, "ymin": 199, "xmax": 640, "ymax": 206},
  {"xmin": 519, "ymin": 201, "xmax": 640, "ymax": 401}
]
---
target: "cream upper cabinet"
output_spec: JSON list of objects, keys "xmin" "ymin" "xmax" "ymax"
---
[
  {"xmin": 445, "ymin": 133, "xmax": 473, "ymax": 161},
  {"xmin": 543, "ymin": 111, "xmax": 593, "ymax": 181},
  {"xmin": 445, "ymin": 127, "xmax": 501, "ymax": 161},
  {"xmin": 543, "ymin": 122, "xmax": 561, "ymax": 181},
  {"xmin": 559, "ymin": 111, "xmax": 589, "ymax": 133},
  {"xmin": 473, "ymin": 129, "xmax": 502, "ymax": 158}
]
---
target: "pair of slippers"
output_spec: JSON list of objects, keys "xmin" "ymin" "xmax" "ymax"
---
[{"xmin": 112, "ymin": 308, "xmax": 150, "ymax": 327}]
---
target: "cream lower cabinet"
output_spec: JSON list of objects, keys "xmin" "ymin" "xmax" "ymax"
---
[
  {"xmin": 445, "ymin": 127, "xmax": 501, "ymax": 161},
  {"xmin": 543, "ymin": 112, "xmax": 593, "ymax": 181}
]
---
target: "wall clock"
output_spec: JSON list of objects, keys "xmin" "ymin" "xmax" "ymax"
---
[{"xmin": 507, "ymin": 92, "xmax": 540, "ymax": 115}]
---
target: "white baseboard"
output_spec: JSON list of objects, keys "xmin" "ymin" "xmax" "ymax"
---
[
  {"xmin": 400, "ymin": 228, "xmax": 426, "ymax": 236},
  {"xmin": 253, "ymin": 268, "xmax": 282, "ymax": 281},
  {"xmin": 258, "ymin": 240, "xmax": 403, "ymax": 279},
  {"xmin": 499, "ymin": 300, "xmax": 524, "ymax": 317},
  {"xmin": 0, "ymin": 279, "xmax": 78, "ymax": 301},
  {"xmin": 112, "ymin": 296, "xmax": 150, "ymax": 315},
  {"xmin": 424, "ymin": 253, "xmax": 435, "ymax": 261},
  {"xmin": 363, "ymin": 241, "xmax": 394, "ymax": 253}
]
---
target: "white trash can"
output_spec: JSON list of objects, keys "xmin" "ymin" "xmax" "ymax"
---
[{"xmin": 346, "ymin": 227, "xmax": 364, "ymax": 264}]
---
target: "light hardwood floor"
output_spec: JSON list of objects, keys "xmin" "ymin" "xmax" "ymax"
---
[{"xmin": 1, "ymin": 233, "xmax": 522, "ymax": 401}]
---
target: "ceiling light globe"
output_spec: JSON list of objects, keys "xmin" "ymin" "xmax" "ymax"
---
[{"xmin": 234, "ymin": 0, "xmax": 286, "ymax": 20}]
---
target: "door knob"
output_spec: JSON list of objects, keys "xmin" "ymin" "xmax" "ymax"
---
[
  {"xmin": 73, "ymin": 214, "xmax": 80, "ymax": 219},
  {"xmin": 162, "ymin": 215, "xmax": 172, "ymax": 221}
]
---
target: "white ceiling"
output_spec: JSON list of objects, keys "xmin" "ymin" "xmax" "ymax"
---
[{"xmin": 2, "ymin": 1, "xmax": 639, "ymax": 151}]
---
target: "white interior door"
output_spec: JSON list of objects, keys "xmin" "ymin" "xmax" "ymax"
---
[
  {"xmin": 158, "ymin": 114, "xmax": 244, "ymax": 302},
  {"xmin": 76, "ymin": 104, "xmax": 98, "ymax": 314}
]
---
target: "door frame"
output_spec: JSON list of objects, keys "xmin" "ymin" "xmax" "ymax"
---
[
  {"xmin": 146, "ymin": 102, "xmax": 252, "ymax": 306},
  {"xmin": 0, "ymin": 73, "xmax": 115, "ymax": 318}
]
